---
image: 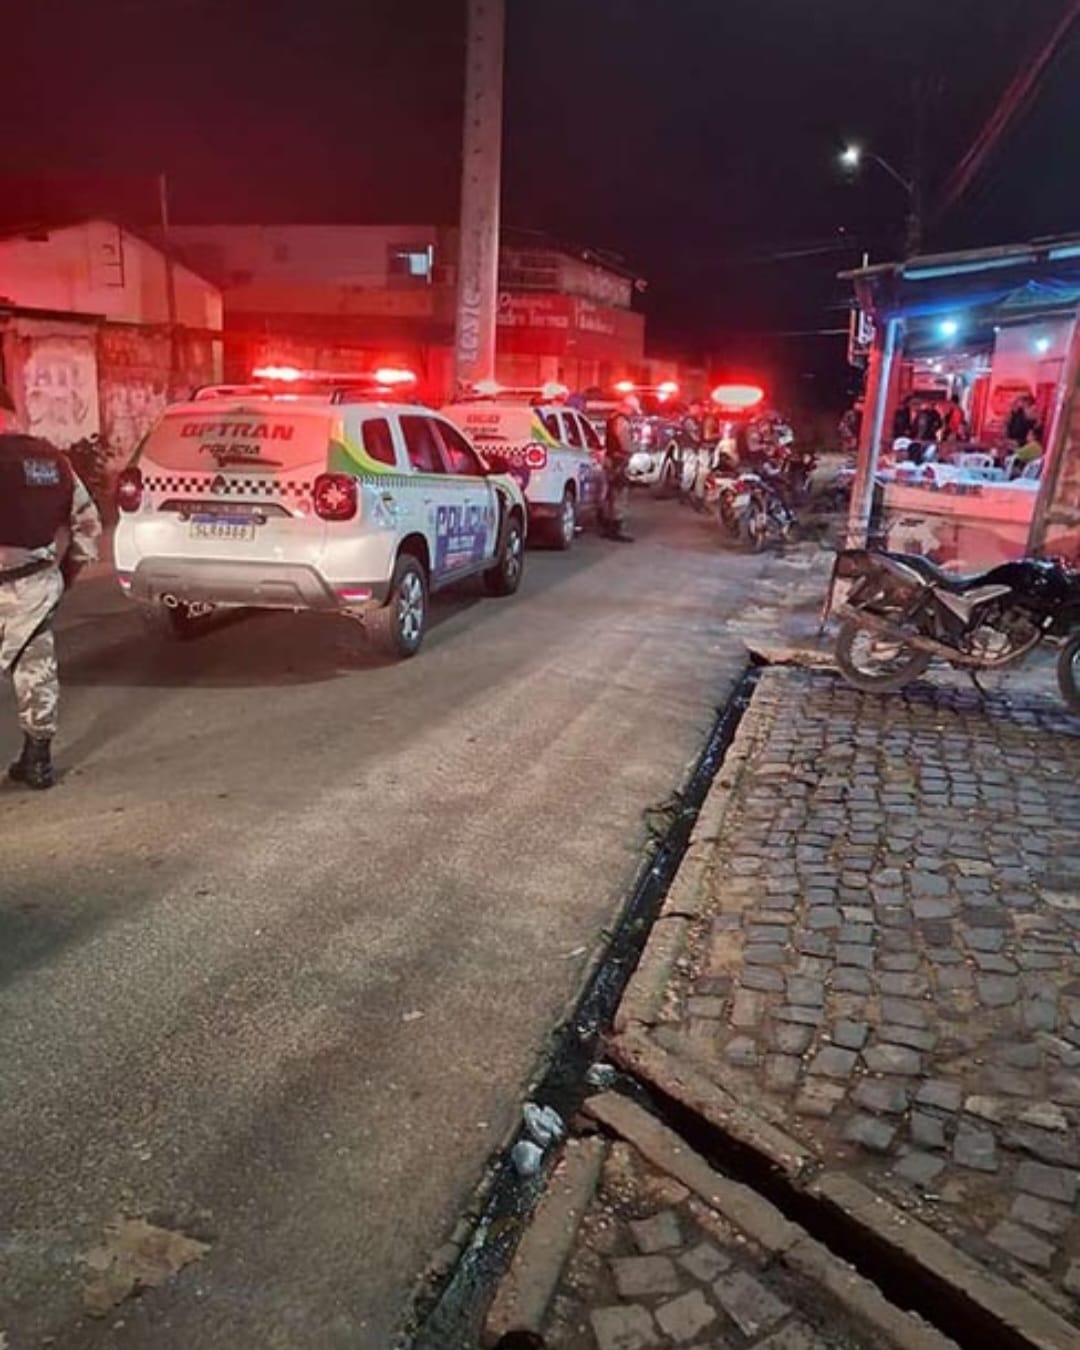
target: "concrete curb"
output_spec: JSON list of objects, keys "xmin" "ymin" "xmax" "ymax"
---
[
  {"xmin": 613, "ymin": 679, "xmax": 771, "ymax": 1035},
  {"xmin": 483, "ymin": 1136, "xmax": 608, "ymax": 1345},
  {"xmin": 747, "ymin": 641, "xmax": 836, "ymax": 670},
  {"xmin": 585, "ymin": 1091, "xmax": 960, "ymax": 1350},
  {"xmin": 810, "ymin": 1174, "xmax": 1080, "ymax": 1350},
  {"xmin": 611, "ymin": 1026, "xmax": 813, "ymax": 1180},
  {"xmin": 609, "ymin": 1031, "xmax": 1080, "ymax": 1350}
]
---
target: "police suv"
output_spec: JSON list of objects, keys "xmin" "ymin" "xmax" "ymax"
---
[
  {"xmin": 113, "ymin": 368, "xmax": 528, "ymax": 659},
  {"xmin": 442, "ymin": 383, "xmax": 603, "ymax": 549}
]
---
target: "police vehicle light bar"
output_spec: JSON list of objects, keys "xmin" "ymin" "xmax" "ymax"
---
[
  {"xmin": 710, "ymin": 383, "xmax": 765, "ymax": 410},
  {"xmin": 251, "ymin": 365, "xmax": 418, "ymax": 387},
  {"xmin": 465, "ymin": 379, "xmax": 569, "ymax": 402},
  {"xmin": 614, "ymin": 379, "xmax": 680, "ymax": 401}
]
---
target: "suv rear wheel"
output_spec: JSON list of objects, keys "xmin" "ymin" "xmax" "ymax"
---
[
  {"xmin": 367, "ymin": 553, "xmax": 428, "ymax": 658},
  {"xmin": 485, "ymin": 513, "xmax": 525, "ymax": 596},
  {"xmin": 548, "ymin": 488, "xmax": 576, "ymax": 551}
]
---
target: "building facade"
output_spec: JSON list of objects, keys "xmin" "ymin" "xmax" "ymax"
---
[
  {"xmin": 169, "ymin": 224, "xmax": 648, "ymax": 398},
  {"xmin": 0, "ymin": 219, "xmax": 223, "ymax": 466}
]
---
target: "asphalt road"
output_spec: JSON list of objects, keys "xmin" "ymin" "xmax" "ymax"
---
[{"xmin": 0, "ymin": 500, "xmax": 825, "ymax": 1350}]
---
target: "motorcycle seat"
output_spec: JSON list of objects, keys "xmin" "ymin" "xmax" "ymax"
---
[{"xmin": 891, "ymin": 553, "xmax": 1001, "ymax": 593}]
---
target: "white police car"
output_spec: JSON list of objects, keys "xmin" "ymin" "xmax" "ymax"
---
[
  {"xmin": 113, "ymin": 367, "xmax": 528, "ymax": 658},
  {"xmin": 442, "ymin": 383, "xmax": 603, "ymax": 549}
]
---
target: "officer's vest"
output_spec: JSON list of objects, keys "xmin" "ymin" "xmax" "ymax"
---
[
  {"xmin": 0, "ymin": 434, "xmax": 75, "ymax": 549},
  {"xmin": 605, "ymin": 413, "xmax": 631, "ymax": 460}
]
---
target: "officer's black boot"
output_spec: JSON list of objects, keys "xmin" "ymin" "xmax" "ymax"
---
[{"xmin": 8, "ymin": 735, "xmax": 54, "ymax": 790}]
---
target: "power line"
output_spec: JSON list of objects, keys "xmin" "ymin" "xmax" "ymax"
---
[{"xmin": 938, "ymin": 0, "xmax": 1080, "ymax": 218}]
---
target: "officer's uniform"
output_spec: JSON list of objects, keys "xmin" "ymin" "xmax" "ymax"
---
[
  {"xmin": 0, "ymin": 432, "xmax": 101, "ymax": 781},
  {"xmin": 599, "ymin": 411, "xmax": 634, "ymax": 539}
]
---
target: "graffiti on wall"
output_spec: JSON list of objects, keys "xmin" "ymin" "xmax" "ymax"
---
[
  {"xmin": 18, "ymin": 334, "xmax": 101, "ymax": 449},
  {"xmin": 97, "ymin": 326, "xmax": 218, "ymax": 461},
  {"xmin": 100, "ymin": 380, "xmax": 167, "ymax": 461}
]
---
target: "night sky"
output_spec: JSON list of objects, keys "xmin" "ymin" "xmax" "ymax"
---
[{"xmin": 6, "ymin": 0, "xmax": 1080, "ymax": 409}]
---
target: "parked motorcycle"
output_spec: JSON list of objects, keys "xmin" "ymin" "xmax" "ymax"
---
[
  {"xmin": 705, "ymin": 465, "xmax": 795, "ymax": 550},
  {"xmin": 831, "ymin": 548, "xmax": 1080, "ymax": 707},
  {"xmin": 679, "ymin": 439, "xmax": 724, "ymax": 509}
]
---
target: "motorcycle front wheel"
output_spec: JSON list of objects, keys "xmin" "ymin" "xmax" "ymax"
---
[
  {"xmin": 1058, "ymin": 632, "xmax": 1080, "ymax": 714},
  {"xmin": 740, "ymin": 501, "xmax": 768, "ymax": 552},
  {"xmin": 835, "ymin": 619, "xmax": 933, "ymax": 693}
]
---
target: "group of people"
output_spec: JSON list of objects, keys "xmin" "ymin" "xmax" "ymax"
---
[
  {"xmin": 891, "ymin": 390, "xmax": 1044, "ymax": 479},
  {"xmin": 892, "ymin": 393, "xmax": 969, "ymax": 446}
]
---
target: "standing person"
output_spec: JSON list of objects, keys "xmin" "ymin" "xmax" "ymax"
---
[
  {"xmin": 0, "ymin": 384, "xmax": 101, "ymax": 789},
  {"xmin": 914, "ymin": 400, "xmax": 942, "ymax": 443},
  {"xmin": 598, "ymin": 392, "xmax": 638, "ymax": 542},
  {"xmin": 1006, "ymin": 394, "xmax": 1036, "ymax": 446},
  {"xmin": 891, "ymin": 396, "xmax": 913, "ymax": 440},
  {"xmin": 943, "ymin": 393, "xmax": 967, "ymax": 442}
]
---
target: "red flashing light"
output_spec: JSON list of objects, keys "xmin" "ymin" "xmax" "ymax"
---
[
  {"xmin": 711, "ymin": 383, "xmax": 765, "ymax": 411},
  {"xmin": 117, "ymin": 466, "xmax": 144, "ymax": 513},
  {"xmin": 374, "ymin": 367, "xmax": 418, "ymax": 387},
  {"xmin": 253, "ymin": 365, "xmax": 303, "ymax": 382},
  {"xmin": 657, "ymin": 380, "xmax": 679, "ymax": 400},
  {"xmin": 614, "ymin": 379, "xmax": 636, "ymax": 394},
  {"xmin": 312, "ymin": 473, "xmax": 359, "ymax": 522}
]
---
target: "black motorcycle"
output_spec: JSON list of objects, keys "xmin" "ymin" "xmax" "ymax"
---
[{"xmin": 831, "ymin": 549, "xmax": 1080, "ymax": 711}]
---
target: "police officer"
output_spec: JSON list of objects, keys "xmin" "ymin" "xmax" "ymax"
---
[
  {"xmin": 0, "ymin": 384, "xmax": 101, "ymax": 789},
  {"xmin": 599, "ymin": 392, "xmax": 638, "ymax": 542}
]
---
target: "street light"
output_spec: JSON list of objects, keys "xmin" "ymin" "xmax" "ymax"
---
[
  {"xmin": 839, "ymin": 143, "xmax": 922, "ymax": 254},
  {"xmin": 840, "ymin": 143, "xmax": 914, "ymax": 195}
]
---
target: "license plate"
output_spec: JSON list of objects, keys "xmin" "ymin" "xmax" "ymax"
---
[
  {"xmin": 733, "ymin": 494, "xmax": 751, "ymax": 509},
  {"xmin": 189, "ymin": 519, "xmax": 256, "ymax": 541}
]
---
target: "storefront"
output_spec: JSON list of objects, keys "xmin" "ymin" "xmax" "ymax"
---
[{"xmin": 844, "ymin": 237, "xmax": 1080, "ymax": 568}]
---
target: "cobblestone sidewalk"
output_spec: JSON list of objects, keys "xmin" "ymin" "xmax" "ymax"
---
[
  {"xmin": 486, "ymin": 1095, "xmax": 945, "ymax": 1350},
  {"xmin": 628, "ymin": 668, "xmax": 1080, "ymax": 1329}
]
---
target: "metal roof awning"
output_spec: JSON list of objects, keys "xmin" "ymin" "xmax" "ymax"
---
[{"xmin": 841, "ymin": 234, "xmax": 1080, "ymax": 322}]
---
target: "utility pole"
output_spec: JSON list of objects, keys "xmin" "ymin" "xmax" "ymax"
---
[
  {"xmin": 453, "ymin": 0, "xmax": 504, "ymax": 394},
  {"xmin": 905, "ymin": 77, "xmax": 927, "ymax": 256},
  {"xmin": 158, "ymin": 172, "xmax": 181, "ymax": 395}
]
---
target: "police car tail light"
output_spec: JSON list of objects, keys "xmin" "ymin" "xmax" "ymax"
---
[
  {"xmin": 313, "ymin": 473, "xmax": 358, "ymax": 521},
  {"xmin": 524, "ymin": 443, "xmax": 548, "ymax": 470},
  {"xmin": 117, "ymin": 466, "xmax": 144, "ymax": 513}
]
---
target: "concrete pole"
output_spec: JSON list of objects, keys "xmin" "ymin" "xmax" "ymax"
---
[
  {"xmin": 846, "ymin": 315, "xmax": 901, "ymax": 546},
  {"xmin": 158, "ymin": 173, "xmax": 181, "ymax": 396},
  {"xmin": 453, "ymin": 0, "xmax": 504, "ymax": 394}
]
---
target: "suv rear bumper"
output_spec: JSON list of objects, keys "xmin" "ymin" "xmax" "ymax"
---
[{"xmin": 126, "ymin": 557, "xmax": 389, "ymax": 610}]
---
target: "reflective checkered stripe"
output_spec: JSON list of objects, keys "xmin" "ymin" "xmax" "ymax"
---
[{"xmin": 142, "ymin": 474, "xmax": 312, "ymax": 503}]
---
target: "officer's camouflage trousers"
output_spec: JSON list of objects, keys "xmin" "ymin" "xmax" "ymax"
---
[{"xmin": 0, "ymin": 567, "xmax": 63, "ymax": 739}]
